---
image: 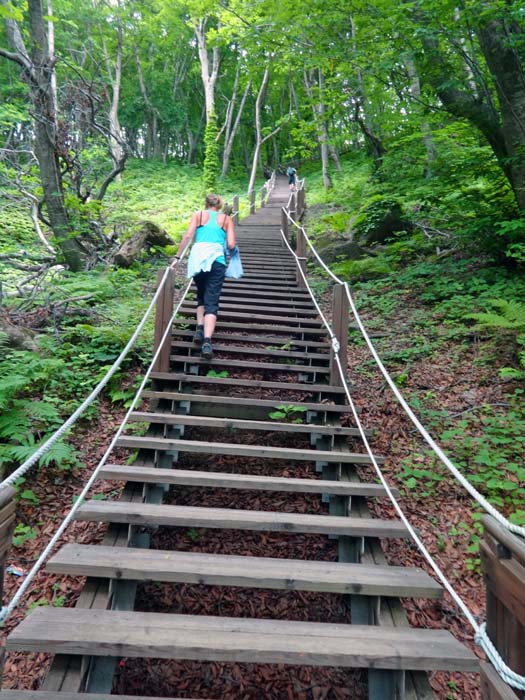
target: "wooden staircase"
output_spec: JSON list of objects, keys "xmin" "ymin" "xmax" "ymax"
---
[{"xmin": 3, "ymin": 179, "xmax": 478, "ymax": 698}]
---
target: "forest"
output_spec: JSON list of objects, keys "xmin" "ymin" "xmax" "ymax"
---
[{"xmin": 1, "ymin": 0, "xmax": 525, "ymax": 697}]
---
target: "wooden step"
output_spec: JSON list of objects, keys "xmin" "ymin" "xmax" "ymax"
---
[
  {"xmin": 218, "ymin": 295, "xmax": 315, "ymax": 308},
  {"xmin": 0, "ymin": 694, "xmax": 194, "ymax": 700},
  {"xmin": 48, "ymin": 544, "xmax": 441, "ymax": 598},
  {"xmin": 178, "ymin": 309, "xmax": 322, "ymax": 327},
  {"xmin": 7, "ymin": 608, "xmax": 477, "ymax": 671},
  {"xmin": 170, "ymin": 329, "xmax": 329, "ymax": 348},
  {"xmin": 149, "ymin": 371, "xmax": 346, "ymax": 394},
  {"xmin": 180, "ymin": 303, "xmax": 319, "ymax": 318},
  {"xmin": 75, "ymin": 501, "xmax": 404, "ymax": 538},
  {"xmin": 142, "ymin": 391, "xmax": 352, "ymax": 414},
  {"xmin": 169, "ymin": 355, "xmax": 329, "ymax": 375},
  {"xmin": 170, "ymin": 341, "xmax": 329, "ymax": 361},
  {"xmin": 172, "ymin": 319, "xmax": 327, "ymax": 335},
  {"xmin": 97, "ymin": 465, "xmax": 392, "ymax": 497},
  {"xmin": 216, "ymin": 288, "xmax": 311, "ymax": 301},
  {"xmin": 116, "ymin": 436, "xmax": 379, "ymax": 465},
  {"xmin": 129, "ymin": 411, "xmax": 360, "ymax": 435}
]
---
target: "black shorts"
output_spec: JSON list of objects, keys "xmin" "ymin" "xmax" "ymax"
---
[
  {"xmin": 288, "ymin": 175, "xmax": 296, "ymax": 185},
  {"xmin": 193, "ymin": 260, "xmax": 226, "ymax": 316}
]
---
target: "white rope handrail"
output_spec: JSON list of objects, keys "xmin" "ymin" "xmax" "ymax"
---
[
  {"xmin": 280, "ymin": 224, "xmax": 525, "ymax": 691},
  {"xmin": 1, "ymin": 232, "xmax": 194, "ymax": 493},
  {"xmin": 281, "ymin": 207, "xmax": 525, "ymax": 540},
  {"xmin": 0, "ymin": 276, "xmax": 192, "ymax": 625}
]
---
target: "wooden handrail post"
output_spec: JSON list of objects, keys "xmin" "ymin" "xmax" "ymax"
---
[
  {"xmin": 296, "ymin": 226, "xmax": 307, "ymax": 290},
  {"xmin": 330, "ymin": 283, "xmax": 349, "ymax": 386},
  {"xmin": 249, "ymin": 189, "xmax": 256, "ymax": 214},
  {"xmin": 480, "ymin": 515, "xmax": 525, "ymax": 700},
  {"xmin": 153, "ymin": 267, "xmax": 175, "ymax": 373},
  {"xmin": 290, "ymin": 192, "xmax": 297, "ymax": 219},
  {"xmin": 233, "ymin": 195, "xmax": 239, "ymax": 225},
  {"xmin": 298, "ymin": 187, "xmax": 306, "ymax": 220},
  {"xmin": 260, "ymin": 187, "xmax": 265, "ymax": 208},
  {"xmin": 281, "ymin": 208, "xmax": 289, "ymax": 243},
  {"xmin": 0, "ymin": 486, "xmax": 16, "ymax": 608}
]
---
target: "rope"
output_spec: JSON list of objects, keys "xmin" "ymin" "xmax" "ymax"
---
[
  {"xmin": 1, "ymin": 264, "xmax": 172, "ymax": 492},
  {"xmin": 281, "ymin": 207, "xmax": 525, "ymax": 539},
  {"xmin": 280, "ymin": 225, "xmax": 525, "ymax": 692},
  {"xmin": 0, "ymin": 277, "xmax": 192, "ymax": 626}
]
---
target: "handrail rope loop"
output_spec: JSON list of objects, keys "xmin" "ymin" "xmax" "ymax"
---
[
  {"xmin": 280, "ymin": 222, "xmax": 525, "ymax": 692},
  {"xmin": 0, "ymin": 275, "xmax": 193, "ymax": 626},
  {"xmin": 281, "ymin": 206, "xmax": 525, "ymax": 539},
  {"xmin": 0, "ymin": 257, "xmax": 182, "ymax": 493},
  {"xmin": 0, "ymin": 172, "xmax": 277, "ymax": 623}
]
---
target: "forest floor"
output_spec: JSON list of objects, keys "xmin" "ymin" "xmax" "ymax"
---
[
  {"xmin": 3, "ymin": 264, "xmax": 517, "ymax": 699},
  {"xmin": 2, "ymin": 164, "xmax": 524, "ymax": 698}
]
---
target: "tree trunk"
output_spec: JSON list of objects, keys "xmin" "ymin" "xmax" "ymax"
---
[
  {"xmin": 405, "ymin": 54, "xmax": 436, "ymax": 178},
  {"xmin": 222, "ymin": 80, "xmax": 251, "ymax": 178},
  {"xmin": 418, "ymin": 18, "xmax": 525, "ymax": 209},
  {"xmin": 114, "ymin": 222, "xmax": 175, "ymax": 268},
  {"xmin": 304, "ymin": 69, "xmax": 332, "ymax": 188},
  {"xmin": 1, "ymin": 0, "xmax": 85, "ymax": 270},
  {"xmin": 328, "ymin": 142, "xmax": 342, "ymax": 171},
  {"xmin": 317, "ymin": 69, "xmax": 333, "ymax": 188},
  {"xmin": 194, "ymin": 18, "xmax": 219, "ymax": 123},
  {"xmin": 477, "ymin": 14, "xmax": 525, "ymax": 210}
]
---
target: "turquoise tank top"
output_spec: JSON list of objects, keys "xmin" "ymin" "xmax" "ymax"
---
[{"xmin": 195, "ymin": 211, "xmax": 226, "ymax": 265}]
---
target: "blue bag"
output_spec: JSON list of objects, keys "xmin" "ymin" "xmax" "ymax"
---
[{"xmin": 224, "ymin": 245, "xmax": 243, "ymax": 279}]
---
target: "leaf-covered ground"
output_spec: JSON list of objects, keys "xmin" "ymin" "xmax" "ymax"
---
[{"xmin": 3, "ymin": 178, "xmax": 524, "ymax": 696}]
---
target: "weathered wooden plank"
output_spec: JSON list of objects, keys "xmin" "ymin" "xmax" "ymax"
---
[
  {"xmin": 177, "ymin": 308, "xmax": 322, "ymax": 326},
  {"xmin": 141, "ymin": 391, "xmax": 352, "ymax": 413},
  {"xmin": 480, "ymin": 662, "xmax": 520, "ymax": 700},
  {"xmin": 113, "ymin": 435, "xmax": 376, "ymax": 464},
  {"xmin": 173, "ymin": 318, "xmax": 328, "ymax": 335},
  {"xmin": 97, "ymin": 465, "xmax": 393, "ymax": 497},
  {"xmin": 128, "ymin": 411, "xmax": 361, "ymax": 436},
  {"xmin": 149, "ymin": 371, "xmax": 346, "ymax": 394},
  {"xmin": 482, "ymin": 515, "xmax": 525, "ymax": 568},
  {"xmin": 170, "ymin": 341, "xmax": 329, "ymax": 361},
  {"xmin": 48, "ymin": 544, "xmax": 442, "ymax": 598},
  {"xmin": 75, "ymin": 501, "xmax": 407, "ymax": 538},
  {"xmin": 7, "ymin": 608, "xmax": 478, "ymax": 672},
  {"xmin": 169, "ymin": 354, "xmax": 329, "ymax": 375},
  {"xmin": 170, "ymin": 329, "xmax": 330, "ymax": 348},
  {"xmin": 180, "ymin": 302, "xmax": 318, "ymax": 317},
  {"xmin": 115, "ymin": 436, "xmax": 380, "ymax": 465}
]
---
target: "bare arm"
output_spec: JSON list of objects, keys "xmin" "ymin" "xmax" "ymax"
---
[
  {"xmin": 225, "ymin": 215, "xmax": 236, "ymax": 249},
  {"xmin": 171, "ymin": 212, "xmax": 199, "ymax": 268}
]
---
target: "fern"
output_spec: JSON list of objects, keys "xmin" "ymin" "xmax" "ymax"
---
[
  {"xmin": 467, "ymin": 300, "xmax": 525, "ymax": 379},
  {"xmin": 467, "ymin": 299, "xmax": 525, "ymax": 331}
]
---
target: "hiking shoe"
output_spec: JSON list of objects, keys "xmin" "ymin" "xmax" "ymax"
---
[
  {"xmin": 201, "ymin": 339, "xmax": 214, "ymax": 360},
  {"xmin": 193, "ymin": 325, "xmax": 205, "ymax": 346}
]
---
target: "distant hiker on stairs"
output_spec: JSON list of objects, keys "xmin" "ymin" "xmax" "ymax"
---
[{"xmin": 171, "ymin": 194, "xmax": 236, "ymax": 360}]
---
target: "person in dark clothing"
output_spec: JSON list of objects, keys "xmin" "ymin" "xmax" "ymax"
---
[
  {"xmin": 171, "ymin": 194, "xmax": 236, "ymax": 359},
  {"xmin": 287, "ymin": 165, "xmax": 297, "ymax": 191}
]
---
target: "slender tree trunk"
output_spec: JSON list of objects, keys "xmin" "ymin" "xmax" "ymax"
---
[
  {"xmin": 1, "ymin": 0, "xmax": 84, "ymax": 270},
  {"xmin": 194, "ymin": 18, "xmax": 219, "ymax": 122},
  {"xmin": 248, "ymin": 68, "xmax": 271, "ymax": 193},
  {"xmin": 405, "ymin": 54, "xmax": 436, "ymax": 178},
  {"xmin": 317, "ymin": 69, "xmax": 333, "ymax": 188},
  {"xmin": 418, "ymin": 10, "xmax": 525, "ymax": 210},
  {"xmin": 328, "ymin": 142, "xmax": 342, "ymax": 170},
  {"xmin": 222, "ymin": 80, "xmax": 251, "ymax": 177},
  {"xmin": 477, "ymin": 15, "xmax": 525, "ymax": 210},
  {"xmin": 304, "ymin": 69, "xmax": 332, "ymax": 188}
]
